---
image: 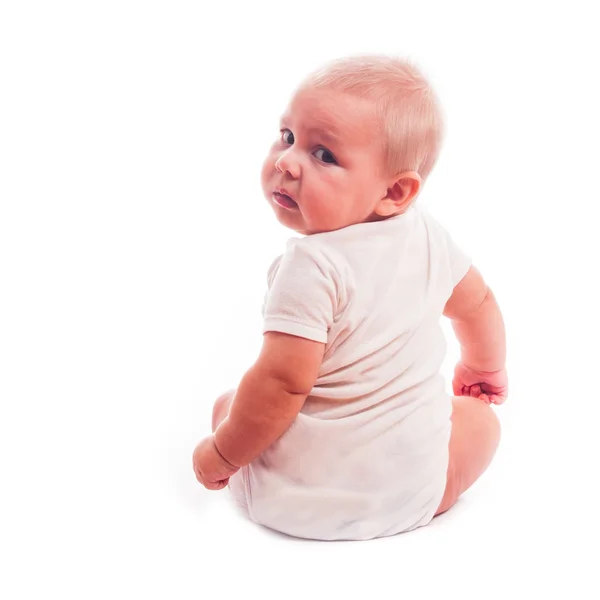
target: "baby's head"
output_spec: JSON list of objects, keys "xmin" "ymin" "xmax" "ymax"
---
[{"xmin": 261, "ymin": 55, "xmax": 444, "ymax": 235}]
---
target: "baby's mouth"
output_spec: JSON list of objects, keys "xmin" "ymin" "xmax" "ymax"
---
[{"xmin": 273, "ymin": 191, "xmax": 299, "ymax": 210}]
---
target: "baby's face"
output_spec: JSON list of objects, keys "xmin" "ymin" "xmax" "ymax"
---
[{"xmin": 261, "ymin": 86, "xmax": 390, "ymax": 235}]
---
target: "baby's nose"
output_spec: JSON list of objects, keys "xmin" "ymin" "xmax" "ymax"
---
[{"xmin": 275, "ymin": 149, "xmax": 301, "ymax": 178}]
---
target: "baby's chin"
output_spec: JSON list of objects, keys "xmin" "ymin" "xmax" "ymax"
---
[
  {"xmin": 271, "ymin": 210, "xmax": 310, "ymax": 235},
  {"xmin": 269, "ymin": 204, "xmax": 315, "ymax": 235},
  {"xmin": 266, "ymin": 196, "xmax": 357, "ymax": 235}
]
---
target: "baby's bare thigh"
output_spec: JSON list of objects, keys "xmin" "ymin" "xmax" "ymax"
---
[
  {"xmin": 435, "ymin": 395, "xmax": 501, "ymax": 516},
  {"xmin": 211, "ymin": 389, "xmax": 236, "ymax": 432}
]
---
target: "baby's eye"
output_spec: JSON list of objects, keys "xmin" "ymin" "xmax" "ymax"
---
[
  {"xmin": 314, "ymin": 148, "xmax": 337, "ymax": 164},
  {"xmin": 280, "ymin": 129, "xmax": 294, "ymax": 144}
]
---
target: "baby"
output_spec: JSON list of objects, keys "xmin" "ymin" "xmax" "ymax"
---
[{"xmin": 192, "ymin": 55, "xmax": 507, "ymax": 541}]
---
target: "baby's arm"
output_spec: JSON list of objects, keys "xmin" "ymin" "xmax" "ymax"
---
[
  {"xmin": 443, "ymin": 266, "xmax": 508, "ymax": 403},
  {"xmin": 213, "ymin": 331, "xmax": 325, "ymax": 467}
]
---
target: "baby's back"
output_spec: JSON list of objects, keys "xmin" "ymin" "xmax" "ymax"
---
[{"xmin": 229, "ymin": 206, "xmax": 471, "ymax": 540}]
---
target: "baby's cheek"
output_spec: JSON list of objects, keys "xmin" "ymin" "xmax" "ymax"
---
[
  {"xmin": 318, "ymin": 168, "xmax": 338, "ymax": 187},
  {"xmin": 310, "ymin": 201, "xmax": 343, "ymax": 231}
]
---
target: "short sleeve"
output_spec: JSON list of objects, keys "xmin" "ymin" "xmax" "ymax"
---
[
  {"xmin": 262, "ymin": 239, "xmax": 340, "ymax": 343},
  {"xmin": 444, "ymin": 229, "xmax": 472, "ymax": 287},
  {"xmin": 261, "ymin": 255, "xmax": 283, "ymax": 316},
  {"xmin": 422, "ymin": 208, "xmax": 472, "ymax": 287}
]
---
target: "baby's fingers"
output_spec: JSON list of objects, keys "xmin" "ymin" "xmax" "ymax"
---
[
  {"xmin": 205, "ymin": 478, "xmax": 229, "ymax": 491},
  {"xmin": 469, "ymin": 384, "xmax": 481, "ymax": 398},
  {"xmin": 194, "ymin": 468, "xmax": 205, "ymax": 486},
  {"xmin": 455, "ymin": 385, "xmax": 472, "ymax": 398},
  {"xmin": 452, "ymin": 380, "xmax": 465, "ymax": 396}
]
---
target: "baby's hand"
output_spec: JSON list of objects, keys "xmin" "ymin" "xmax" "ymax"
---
[
  {"xmin": 452, "ymin": 362, "xmax": 508, "ymax": 405},
  {"xmin": 192, "ymin": 435, "xmax": 239, "ymax": 491}
]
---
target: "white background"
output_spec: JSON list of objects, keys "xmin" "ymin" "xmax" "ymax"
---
[{"xmin": 1, "ymin": 1, "xmax": 599, "ymax": 598}]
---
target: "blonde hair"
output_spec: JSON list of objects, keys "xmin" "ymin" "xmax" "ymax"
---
[{"xmin": 301, "ymin": 55, "xmax": 444, "ymax": 181}]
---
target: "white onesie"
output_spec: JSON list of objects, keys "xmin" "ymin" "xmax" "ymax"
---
[{"xmin": 228, "ymin": 205, "xmax": 471, "ymax": 541}]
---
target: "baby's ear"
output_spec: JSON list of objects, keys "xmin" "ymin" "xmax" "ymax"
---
[{"xmin": 375, "ymin": 171, "xmax": 421, "ymax": 217}]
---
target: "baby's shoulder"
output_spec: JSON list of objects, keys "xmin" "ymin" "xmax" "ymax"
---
[
  {"xmin": 266, "ymin": 236, "xmax": 352, "ymax": 292},
  {"xmin": 282, "ymin": 235, "xmax": 346, "ymax": 270}
]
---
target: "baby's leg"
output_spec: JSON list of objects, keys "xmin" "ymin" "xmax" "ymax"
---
[
  {"xmin": 434, "ymin": 395, "xmax": 501, "ymax": 516},
  {"xmin": 211, "ymin": 389, "xmax": 236, "ymax": 432}
]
